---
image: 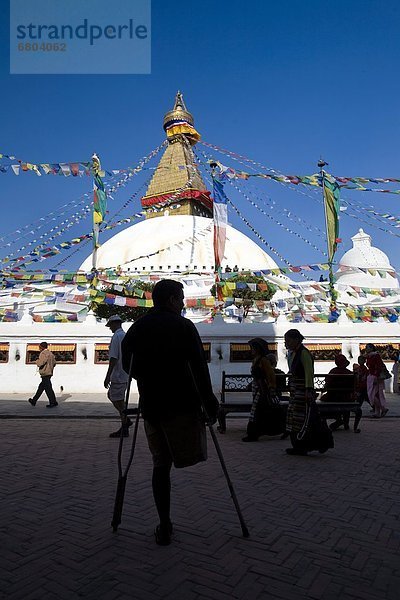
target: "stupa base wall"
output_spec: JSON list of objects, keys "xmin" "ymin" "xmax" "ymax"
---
[{"xmin": 0, "ymin": 320, "xmax": 399, "ymax": 394}]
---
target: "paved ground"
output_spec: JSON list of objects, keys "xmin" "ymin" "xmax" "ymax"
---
[
  {"xmin": 1, "ymin": 397, "xmax": 400, "ymax": 600},
  {"xmin": 1, "ymin": 392, "xmax": 399, "ymax": 418},
  {"xmin": 0, "ymin": 392, "xmax": 140, "ymax": 419}
]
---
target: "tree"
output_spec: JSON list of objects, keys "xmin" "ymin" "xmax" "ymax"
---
[
  {"xmin": 211, "ymin": 275, "xmax": 277, "ymax": 317},
  {"xmin": 92, "ymin": 281, "xmax": 155, "ymax": 322}
]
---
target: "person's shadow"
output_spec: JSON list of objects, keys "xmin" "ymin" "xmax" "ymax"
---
[{"xmin": 57, "ymin": 393, "xmax": 72, "ymax": 404}]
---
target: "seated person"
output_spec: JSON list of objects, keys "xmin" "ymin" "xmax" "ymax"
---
[
  {"xmin": 320, "ymin": 354, "xmax": 354, "ymax": 402},
  {"xmin": 319, "ymin": 354, "xmax": 355, "ymax": 431}
]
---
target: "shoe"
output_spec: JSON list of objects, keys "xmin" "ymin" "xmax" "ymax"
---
[
  {"xmin": 381, "ymin": 409, "xmax": 389, "ymax": 417},
  {"xmin": 28, "ymin": 398, "xmax": 36, "ymax": 407},
  {"xmin": 280, "ymin": 432, "xmax": 289, "ymax": 440},
  {"xmin": 286, "ymin": 448, "xmax": 308, "ymax": 456},
  {"xmin": 242, "ymin": 436, "xmax": 258, "ymax": 442},
  {"xmin": 354, "ymin": 428, "xmax": 361, "ymax": 433},
  {"xmin": 46, "ymin": 402, "xmax": 58, "ymax": 408},
  {"xmin": 109, "ymin": 428, "xmax": 129, "ymax": 438},
  {"xmin": 318, "ymin": 447, "xmax": 329, "ymax": 454},
  {"xmin": 154, "ymin": 522, "xmax": 173, "ymax": 546}
]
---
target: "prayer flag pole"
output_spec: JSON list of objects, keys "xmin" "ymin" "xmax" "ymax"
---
[
  {"xmin": 210, "ymin": 161, "xmax": 227, "ymax": 315},
  {"xmin": 90, "ymin": 153, "xmax": 107, "ymax": 313},
  {"xmin": 91, "ymin": 153, "xmax": 107, "ymax": 271},
  {"xmin": 318, "ymin": 158, "xmax": 340, "ymax": 318}
]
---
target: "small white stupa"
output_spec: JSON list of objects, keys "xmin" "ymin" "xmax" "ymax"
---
[{"xmin": 335, "ymin": 229, "xmax": 399, "ymax": 290}]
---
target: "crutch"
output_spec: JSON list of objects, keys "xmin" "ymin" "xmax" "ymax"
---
[
  {"xmin": 188, "ymin": 363, "xmax": 250, "ymax": 538},
  {"xmin": 111, "ymin": 356, "xmax": 141, "ymax": 532}
]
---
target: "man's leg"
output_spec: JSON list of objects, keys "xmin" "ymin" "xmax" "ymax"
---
[
  {"xmin": 43, "ymin": 376, "xmax": 57, "ymax": 406},
  {"xmin": 107, "ymin": 384, "xmax": 131, "ymax": 437},
  {"xmin": 109, "ymin": 400, "xmax": 132, "ymax": 437},
  {"xmin": 144, "ymin": 420, "xmax": 174, "ymax": 544},
  {"xmin": 31, "ymin": 379, "xmax": 45, "ymax": 404},
  {"xmin": 152, "ymin": 464, "xmax": 172, "ymax": 531},
  {"xmin": 113, "ymin": 399, "xmax": 129, "ymax": 427}
]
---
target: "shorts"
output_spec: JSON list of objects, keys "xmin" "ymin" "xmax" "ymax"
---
[
  {"xmin": 107, "ymin": 382, "xmax": 127, "ymax": 404},
  {"xmin": 144, "ymin": 413, "xmax": 207, "ymax": 469}
]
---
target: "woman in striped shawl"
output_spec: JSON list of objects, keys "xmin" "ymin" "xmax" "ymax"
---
[
  {"xmin": 285, "ymin": 329, "xmax": 333, "ymax": 455},
  {"xmin": 242, "ymin": 338, "xmax": 285, "ymax": 442}
]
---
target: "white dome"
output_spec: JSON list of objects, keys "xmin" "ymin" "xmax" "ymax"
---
[
  {"xmin": 80, "ymin": 215, "xmax": 279, "ymax": 273},
  {"xmin": 336, "ymin": 229, "xmax": 399, "ymax": 289},
  {"xmin": 340, "ymin": 229, "xmax": 391, "ymax": 269}
]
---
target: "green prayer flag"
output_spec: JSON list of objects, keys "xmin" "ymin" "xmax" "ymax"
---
[{"xmin": 323, "ymin": 174, "xmax": 340, "ymax": 263}]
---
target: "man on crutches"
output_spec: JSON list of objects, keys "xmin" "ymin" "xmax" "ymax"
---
[{"xmin": 121, "ymin": 279, "xmax": 221, "ymax": 545}]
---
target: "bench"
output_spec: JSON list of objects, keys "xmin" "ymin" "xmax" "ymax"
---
[
  {"xmin": 217, "ymin": 373, "xmax": 254, "ymax": 433},
  {"xmin": 217, "ymin": 371, "xmax": 361, "ymax": 433}
]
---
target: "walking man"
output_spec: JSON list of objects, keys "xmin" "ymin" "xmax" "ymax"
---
[
  {"xmin": 28, "ymin": 342, "xmax": 58, "ymax": 407},
  {"xmin": 104, "ymin": 314, "xmax": 131, "ymax": 438},
  {"xmin": 121, "ymin": 279, "xmax": 219, "ymax": 545}
]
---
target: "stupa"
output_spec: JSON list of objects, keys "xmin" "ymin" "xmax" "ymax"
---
[
  {"xmin": 335, "ymin": 229, "xmax": 399, "ymax": 291},
  {"xmin": 80, "ymin": 93, "xmax": 283, "ymax": 282}
]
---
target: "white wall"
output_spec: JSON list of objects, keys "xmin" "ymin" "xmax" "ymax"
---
[{"xmin": 1, "ymin": 318, "xmax": 399, "ymax": 394}]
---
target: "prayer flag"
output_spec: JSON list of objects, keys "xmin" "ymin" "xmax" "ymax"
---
[
  {"xmin": 323, "ymin": 173, "xmax": 340, "ymax": 263},
  {"xmin": 92, "ymin": 154, "xmax": 107, "ymax": 249},
  {"xmin": 213, "ymin": 177, "xmax": 228, "ymax": 301}
]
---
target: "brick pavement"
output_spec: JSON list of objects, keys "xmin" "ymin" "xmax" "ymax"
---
[{"xmin": 1, "ymin": 417, "xmax": 400, "ymax": 600}]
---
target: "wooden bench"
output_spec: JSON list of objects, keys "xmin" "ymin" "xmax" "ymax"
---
[
  {"xmin": 217, "ymin": 372, "xmax": 254, "ymax": 432},
  {"xmin": 217, "ymin": 371, "xmax": 361, "ymax": 433}
]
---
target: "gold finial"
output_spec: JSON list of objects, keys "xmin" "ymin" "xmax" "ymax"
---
[
  {"xmin": 174, "ymin": 90, "xmax": 187, "ymax": 111},
  {"xmin": 163, "ymin": 91, "xmax": 195, "ymax": 131}
]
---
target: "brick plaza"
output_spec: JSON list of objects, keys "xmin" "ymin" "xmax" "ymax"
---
[{"xmin": 1, "ymin": 398, "xmax": 400, "ymax": 600}]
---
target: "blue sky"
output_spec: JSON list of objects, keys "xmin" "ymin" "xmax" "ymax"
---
[{"xmin": 1, "ymin": 0, "xmax": 400, "ymax": 273}]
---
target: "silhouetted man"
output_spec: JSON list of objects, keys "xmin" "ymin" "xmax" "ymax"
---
[{"xmin": 122, "ymin": 279, "xmax": 218, "ymax": 545}]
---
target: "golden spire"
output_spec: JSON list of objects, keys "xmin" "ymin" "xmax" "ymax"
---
[{"xmin": 141, "ymin": 92, "xmax": 211, "ymax": 219}]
